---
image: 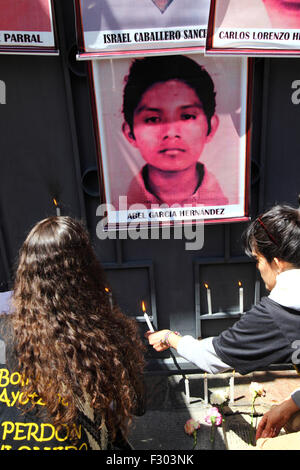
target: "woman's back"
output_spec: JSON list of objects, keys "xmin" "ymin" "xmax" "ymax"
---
[{"xmin": 0, "ymin": 216, "xmax": 145, "ymax": 450}]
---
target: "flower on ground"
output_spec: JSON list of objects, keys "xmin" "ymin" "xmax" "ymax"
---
[
  {"xmin": 249, "ymin": 382, "xmax": 267, "ymax": 446},
  {"xmin": 249, "ymin": 382, "xmax": 266, "ymax": 399},
  {"xmin": 205, "ymin": 407, "xmax": 223, "ymax": 445},
  {"xmin": 184, "ymin": 418, "xmax": 200, "ymax": 435},
  {"xmin": 210, "ymin": 389, "xmax": 229, "ymax": 406},
  {"xmin": 204, "ymin": 407, "xmax": 223, "ymax": 427},
  {"xmin": 184, "ymin": 419, "xmax": 200, "ymax": 449}
]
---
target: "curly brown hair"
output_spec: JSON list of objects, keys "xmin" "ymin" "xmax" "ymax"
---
[{"xmin": 11, "ymin": 216, "xmax": 145, "ymax": 442}]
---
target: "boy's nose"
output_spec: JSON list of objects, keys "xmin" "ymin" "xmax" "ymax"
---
[{"xmin": 161, "ymin": 121, "xmax": 181, "ymax": 139}]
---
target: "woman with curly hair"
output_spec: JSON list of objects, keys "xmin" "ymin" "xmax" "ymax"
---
[{"xmin": 0, "ymin": 216, "xmax": 145, "ymax": 451}]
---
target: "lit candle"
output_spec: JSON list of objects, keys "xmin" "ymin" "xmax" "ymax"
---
[
  {"xmin": 229, "ymin": 370, "xmax": 235, "ymax": 405},
  {"xmin": 204, "ymin": 283, "xmax": 212, "ymax": 315},
  {"xmin": 204, "ymin": 373, "xmax": 208, "ymax": 404},
  {"xmin": 142, "ymin": 301, "xmax": 154, "ymax": 332},
  {"xmin": 53, "ymin": 198, "xmax": 61, "ymax": 216},
  {"xmin": 238, "ymin": 281, "xmax": 244, "ymax": 313},
  {"xmin": 105, "ymin": 287, "xmax": 113, "ymax": 309}
]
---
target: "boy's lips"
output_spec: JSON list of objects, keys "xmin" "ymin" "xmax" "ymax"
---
[{"xmin": 159, "ymin": 148, "xmax": 185, "ymax": 155}]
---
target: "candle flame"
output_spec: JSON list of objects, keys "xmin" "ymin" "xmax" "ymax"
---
[
  {"xmin": 141, "ymin": 301, "xmax": 146, "ymax": 313},
  {"xmin": 53, "ymin": 198, "xmax": 58, "ymax": 207},
  {"xmin": 105, "ymin": 287, "xmax": 110, "ymax": 293},
  {"xmin": 204, "ymin": 283, "xmax": 209, "ymax": 289},
  {"xmin": 238, "ymin": 281, "xmax": 242, "ymax": 287}
]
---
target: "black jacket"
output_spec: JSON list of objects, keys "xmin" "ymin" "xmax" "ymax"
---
[{"xmin": 213, "ymin": 297, "xmax": 300, "ymax": 375}]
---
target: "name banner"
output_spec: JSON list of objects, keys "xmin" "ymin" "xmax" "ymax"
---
[
  {"xmin": 107, "ymin": 204, "xmax": 245, "ymax": 226},
  {"xmin": 0, "ymin": 0, "xmax": 57, "ymax": 54},
  {"xmin": 75, "ymin": 0, "xmax": 210, "ymax": 59},
  {"xmin": 88, "ymin": 54, "xmax": 252, "ymax": 229},
  {"xmin": 207, "ymin": 0, "xmax": 300, "ymax": 56}
]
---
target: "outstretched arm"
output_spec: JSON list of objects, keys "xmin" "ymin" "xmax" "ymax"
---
[{"xmin": 146, "ymin": 330, "xmax": 230, "ymax": 374}]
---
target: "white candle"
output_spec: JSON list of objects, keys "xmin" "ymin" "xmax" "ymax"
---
[
  {"xmin": 144, "ymin": 312, "xmax": 154, "ymax": 332},
  {"xmin": 205, "ymin": 283, "xmax": 212, "ymax": 315},
  {"xmin": 142, "ymin": 301, "xmax": 154, "ymax": 332},
  {"xmin": 185, "ymin": 378, "xmax": 190, "ymax": 404},
  {"xmin": 229, "ymin": 370, "xmax": 235, "ymax": 405},
  {"xmin": 53, "ymin": 198, "xmax": 61, "ymax": 216},
  {"xmin": 204, "ymin": 373, "xmax": 208, "ymax": 404},
  {"xmin": 238, "ymin": 281, "xmax": 244, "ymax": 313}
]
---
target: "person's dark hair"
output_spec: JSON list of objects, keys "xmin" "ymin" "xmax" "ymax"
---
[
  {"xmin": 243, "ymin": 204, "xmax": 300, "ymax": 266},
  {"xmin": 11, "ymin": 216, "xmax": 145, "ymax": 441},
  {"xmin": 122, "ymin": 55, "xmax": 216, "ymax": 135}
]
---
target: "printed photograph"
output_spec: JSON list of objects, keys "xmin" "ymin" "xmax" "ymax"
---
[{"xmin": 89, "ymin": 54, "xmax": 251, "ymax": 227}]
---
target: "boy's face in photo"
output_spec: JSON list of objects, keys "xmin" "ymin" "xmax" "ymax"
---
[{"xmin": 122, "ymin": 79, "xmax": 219, "ymax": 173}]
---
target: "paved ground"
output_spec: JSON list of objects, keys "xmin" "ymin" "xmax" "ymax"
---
[{"xmin": 128, "ymin": 369, "xmax": 300, "ymax": 451}]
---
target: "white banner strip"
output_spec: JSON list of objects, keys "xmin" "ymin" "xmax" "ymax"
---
[
  {"xmin": 213, "ymin": 27, "xmax": 300, "ymax": 50},
  {"xmin": 107, "ymin": 204, "xmax": 244, "ymax": 225},
  {"xmin": 84, "ymin": 25, "xmax": 207, "ymax": 51},
  {"xmin": 0, "ymin": 31, "xmax": 55, "ymax": 48}
]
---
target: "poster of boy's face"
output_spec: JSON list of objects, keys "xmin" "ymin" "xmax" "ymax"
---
[
  {"xmin": 76, "ymin": 0, "xmax": 210, "ymax": 56},
  {"xmin": 208, "ymin": 0, "xmax": 300, "ymax": 53},
  {"xmin": 90, "ymin": 54, "xmax": 251, "ymax": 228}
]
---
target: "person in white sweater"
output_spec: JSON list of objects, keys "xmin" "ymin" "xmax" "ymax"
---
[
  {"xmin": 147, "ymin": 204, "xmax": 300, "ymax": 447},
  {"xmin": 146, "ymin": 206, "xmax": 300, "ymax": 374},
  {"xmin": 147, "ymin": 205, "xmax": 300, "ymax": 377}
]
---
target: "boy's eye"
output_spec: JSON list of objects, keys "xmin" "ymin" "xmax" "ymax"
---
[
  {"xmin": 144, "ymin": 116, "xmax": 161, "ymax": 124},
  {"xmin": 181, "ymin": 113, "xmax": 196, "ymax": 120}
]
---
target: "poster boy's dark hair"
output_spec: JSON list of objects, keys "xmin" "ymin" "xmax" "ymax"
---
[{"xmin": 122, "ymin": 54, "xmax": 216, "ymax": 136}]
